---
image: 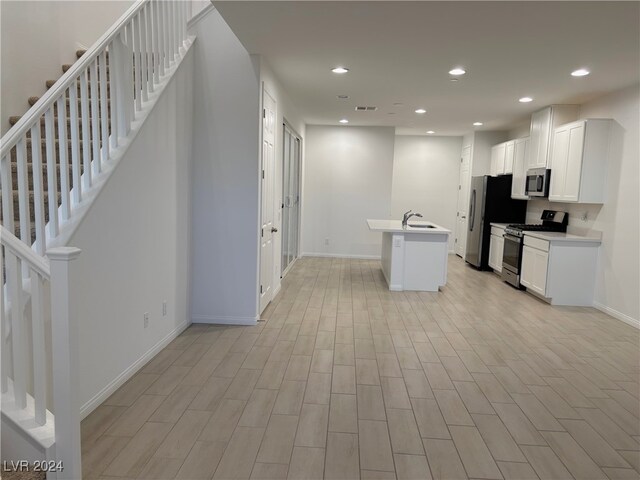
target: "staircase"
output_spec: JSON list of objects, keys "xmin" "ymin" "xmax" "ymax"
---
[
  {"xmin": 1, "ymin": 1, "xmax": 192, "ymax": 477},
  {"xmin": 4, "ymin": 50, "xmax": 95, "ymax": 245}
]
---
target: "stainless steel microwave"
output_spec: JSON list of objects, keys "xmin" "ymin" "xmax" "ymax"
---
[{"xmin": 525, "ymin": 168, "xmax": 551, "ymax": 197}]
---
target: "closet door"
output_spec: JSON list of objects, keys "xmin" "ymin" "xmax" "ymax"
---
[
  {"xmin": 282, "ymin": 127, "xmax": 292, "ymax": 272},
  {"xmin": 282, "ymin": 125, "xmax": 301, "ymax": 275}
]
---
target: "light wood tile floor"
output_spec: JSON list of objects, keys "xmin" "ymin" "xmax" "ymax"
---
[{"xmin": 83, "ymin": 256, "xmax": 640, "ymax": 479}]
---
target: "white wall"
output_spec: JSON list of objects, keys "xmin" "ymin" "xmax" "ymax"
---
[
  {"xmin": 260, "ymin": 59, "xmax": 306, "ymax": 295},
  {"xmin": 302, "ymin": 126, "xmax": 395, "ymax": 258},
  {"xmin": 526, "ymin": 84, "xmax": 639, "ymax": 325},
  {"xmin": 391, "ymin": 136, "xmax": 463, "ymax": 251},
  {"xmin": 68, "ymin": 48, "xmax": 194, "ymax": 413},
  {"xmin": 470, "ymin": 131, "xmax": 508, "ymax": 176},
  {"xmin": 0, "ymin": 0, "xmax": 132, "ymax": 134},
  {"xmin": 190, "ymin": 9, "xmax": 261, "ymax": 324}
]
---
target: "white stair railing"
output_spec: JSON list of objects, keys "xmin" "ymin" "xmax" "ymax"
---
[
  {"xmin": 0, "ymin": 0, "xmax": 191, "ymax": 254},
  {"xmin": 1, "ymin": 225, "xmax": 82, "ymax": 478}
]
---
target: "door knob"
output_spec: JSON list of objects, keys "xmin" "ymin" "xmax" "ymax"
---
[{"xmin": 271, "ymin": 227, "xmax": 278, "ymax": 233}]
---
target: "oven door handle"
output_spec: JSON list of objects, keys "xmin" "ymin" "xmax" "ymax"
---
[{"xmin": 504, "ymin": 233, "xmax": 521, "ymax": 242}]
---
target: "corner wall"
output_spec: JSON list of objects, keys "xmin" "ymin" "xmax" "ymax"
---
[
  {"xmin": 189, "ymin": 10, "xmax": 261, "ymax": 325},
  {"xmin": 68, "ymin": 48, "xmax": 195, "ymax": 413}
]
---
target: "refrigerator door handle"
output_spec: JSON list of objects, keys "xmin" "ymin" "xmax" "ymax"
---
[{"xmin": 469, "ymin": 190, "xmax": 476, "ymax": 231}]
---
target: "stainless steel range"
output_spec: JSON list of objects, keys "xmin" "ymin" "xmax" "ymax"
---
[{"xmin": 502, "ymin": 210, "xmax": 568, "ymax": 288}]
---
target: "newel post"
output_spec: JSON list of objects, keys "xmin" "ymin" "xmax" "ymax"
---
[{"xmin": 48, "ymin": 246, "xmax": 82, "ymax": 480}]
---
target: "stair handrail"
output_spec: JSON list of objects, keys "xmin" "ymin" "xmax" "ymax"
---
[
  {"xmin": 0, "ymin": 225, "xmax": 50, "ymax": 278},
  {"xmin": 1, "ymin": 0, "xmax": 190, "ymax": 257},
  {"xmin": 0, "ymin": 0, "xmax": 147, "ymax": 158}
]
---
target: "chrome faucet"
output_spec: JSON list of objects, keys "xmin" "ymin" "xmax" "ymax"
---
[{"xmin": 402, "ymin": 210, "xmax": 423, "ymax": 228}]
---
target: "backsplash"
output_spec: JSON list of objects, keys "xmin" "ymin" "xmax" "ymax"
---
[{"xmin": 527, "ymin": 198, "xmax": 604, "ymax": 233}]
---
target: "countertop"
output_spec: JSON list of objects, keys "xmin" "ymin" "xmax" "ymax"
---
[
  {"xmin": 367, "ymin": 219, "xmax": 450, "ymax": 235},
  {"xmin": 489, "ymin": 222, "xmax": 602, "ymax": 244},
  {"xmin": 524, "ymin": 230, "xmax": 602, "ymax": 244}
]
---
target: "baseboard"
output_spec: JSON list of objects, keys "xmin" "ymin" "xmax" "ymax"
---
[
  {"xmin": 79, "ymin": 320, "xmax": 190, "ymax": 419},
  {"xmin": 593, "ymin": 302, "xmax": 640, "ymax": 329},
  {"xmin": 273, "ymin": 284, "xmax": 282, "ymax": 297},
  {"xmin": 302, "ymin": 252, "xmax": 381, "ymax": 260},
  {"xmin": 192, "ymin": 314, "xmax": 258, "ymax": 326}
]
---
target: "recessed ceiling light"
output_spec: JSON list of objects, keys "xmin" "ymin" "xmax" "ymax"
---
[
  {"xmin": 449, "ymin": 68, "xmax": 466, "ymax": 76},
  {"xmin": 426, "ymin": 130, "xmax": 435, "ymax": 134},
  {"xmin": 339, "ymin": 119, "xmax": 349, "ymax": 124},
  {"xmin": 331, "ymin": 67, "xmax": 349, "ymax": 74},
  {"xmin": 337, "ymin": 94, "xmax": 349, "ymax": 99},
  {"xmin": 571, "ymin": 68, "xmax": 590, "ymax": 77},
  {"xmin": 415, "ymin": 108, "xmax": 427, "ymax": 114},
  {"xmin": 473, "ymin": 122, "xmax": 483, "ymax": 126},
  {"xmin": 519, "ymin": 97, "xmax": 533, "ymax": 103}
]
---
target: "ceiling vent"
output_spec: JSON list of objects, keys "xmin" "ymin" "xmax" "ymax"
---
[{"xmin": 355, "ymin": 106, "xmax": 378, "ymax": 111}]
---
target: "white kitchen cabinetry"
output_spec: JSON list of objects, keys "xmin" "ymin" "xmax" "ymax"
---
[
  {"xmin": 503, "ymin": 140, "xmax": 515, "ymax": 174},
  {"xmin": 520, "ymin": 238, "xmax": 549, "ymax": 296},
  {"xmin": 520, "ymin": 234, "xmax": 600, "ymax": 306},
  {"xmin": 490, "ymin": 143, "xmax": 506, "ymax": 177},
  {"xmin": 527, "ymin": 105, "xmax": 579, "ymax": 170},
  {"xmin": 511, "ymin": 137, "xmax": 529, "ymax": 199},
  {"xmin": 488, "ymin": 226, "xmax": 505, "ymax": 273},
  {"xmin": 491, "ymin": 140, "xmax": 515, "ymax": 177},
  {"xmin": 549, "ymin": 119, "xmax": 612, "ymax": 204}
]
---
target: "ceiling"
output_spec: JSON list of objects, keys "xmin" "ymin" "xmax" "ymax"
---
[{"xmin": 213, "ymin": 1, "xmax": 640, "ymax": 136}]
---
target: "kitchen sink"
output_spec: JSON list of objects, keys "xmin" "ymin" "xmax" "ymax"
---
[{"xmin": 408, "ymin": 224, "xmax": 436, "ymax": 228}]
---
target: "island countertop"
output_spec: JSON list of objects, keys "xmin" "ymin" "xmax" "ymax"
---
[{"xmin": 367, "ymin": 219, "xmax": 451, "ymax": 235}]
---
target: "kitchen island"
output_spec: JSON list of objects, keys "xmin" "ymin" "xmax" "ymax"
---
[{"xmin": 367, "ymin": 219, "xmax": 451, "ymax": 292}]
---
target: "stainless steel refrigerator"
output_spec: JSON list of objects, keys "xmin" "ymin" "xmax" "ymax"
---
[{"xmin": 465, "ymin": 175, "xmax": 527, "ymax": 269}]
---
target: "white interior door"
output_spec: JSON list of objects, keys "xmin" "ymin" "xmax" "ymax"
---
[
  {"xmin": 260, "ymin": 89, "xmax": 277, "ymax": 313},
  {"xmin": 455, "ymin": 146, "xmax": 471, "ymax": 257}
]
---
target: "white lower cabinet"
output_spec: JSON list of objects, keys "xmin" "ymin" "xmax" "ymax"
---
[
  {"xmin": 520, "ymin": 234, "xmax": 600, "ymax": 306},
  {"xmin": 520, "ymin": 244, "xmax": 548, "ymax": 296},
  {"xmin": 488, "ymin": 231, "xmax": 504, "ymax": 273}
]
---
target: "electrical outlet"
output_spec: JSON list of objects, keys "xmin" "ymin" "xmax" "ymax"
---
[
  {"xmin": 581, "ymin": 211, "xmax": 588, "ymax": 222},
  {"xmin": 143, "ymin": 312, "xmax": 150, "ymax": 328},
  {"xmin": 162, "ymin": 301, "xmax": 167, "ymax": 316},
  {"xmin": 324, "ymin": 238, "xmax": 329, "ymax": 246}
]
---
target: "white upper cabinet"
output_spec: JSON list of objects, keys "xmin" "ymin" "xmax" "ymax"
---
[
  {"xmin": 549, "ymin": 119, "xmax": 612, "ymax": 203},
  {"xmin": 491, "ymin": 140, "xmax": 516, "ymax": 177},
  {"xmin": 490, "ymin": 143, "xmax": 506, "ymax": 176},
  {"xmin": 504, "ymin": 140, "xmax": 515, "ymax": 174},
  {"xmin": 511, "ymin": 137, "xmax": 529, "ymax": 199},
  {"xmin": 527, "ymin": 105, "xmax": 579, "ymax": 170}
]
